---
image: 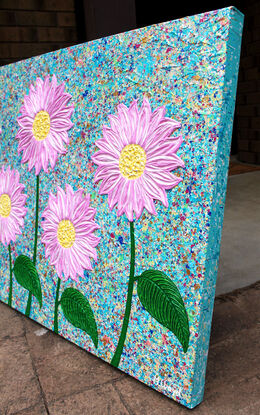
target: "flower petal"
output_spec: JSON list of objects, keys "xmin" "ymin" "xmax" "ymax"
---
[
  {"xmin": 16, "ymin": 74, "xmax": 73, "ymax": 174},
  {"xmin": 0, "ymin": 166, "xmax": 27, "ymax": 245},
  {"xmin": 41, "ymin": 185, "xmax": 100, "ymax": 282},
  {"xmin": 92, "ymin": 97, "xmax": 184, "ymax": 220}
]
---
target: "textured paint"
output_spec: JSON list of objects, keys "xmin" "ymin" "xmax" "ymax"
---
[{"xmin": 0, "ymin": 7, "xmax": 243, "ymax": 408}]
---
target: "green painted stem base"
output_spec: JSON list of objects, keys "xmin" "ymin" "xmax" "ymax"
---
[
  {"xmin": 54, "ymin": 277, "xmax": 61, "ymax": 334},
  {"xmin": 111, "ymin": 221, "xmax": 135, "ymax": 368},
  {"xmin": 25, "ymin": 292, "xmax": 32, "ymax": 317},
  {"xmin": 25, "ymin": 174, "xmax": 40, "ymax": 318},
  {"xmin": 8, "ymin": 244, "xmax": 13, "ymax": 307}
]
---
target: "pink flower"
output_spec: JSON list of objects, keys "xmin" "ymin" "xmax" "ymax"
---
[
  {"xmin": 0, "ymin": 166, "xmax": 27, "ymax": 245},
  {"xmin": 92, "ymin": 98, "xmax": 185, "ymax": 221},
  {"xmin": 42, "ymin": 184, "xmax": 100, "ymax": 282},
  {"xmin": 16, "ymin": 75, "xmax": 74, "ymax": 175}
]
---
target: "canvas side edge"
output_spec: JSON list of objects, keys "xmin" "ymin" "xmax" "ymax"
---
[{"xmin": 188, "ymin": 7, "xmax": 244, "ymax": 409}]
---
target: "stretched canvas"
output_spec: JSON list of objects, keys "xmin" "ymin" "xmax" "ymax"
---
[{"xmin": 0, "ymin": 7, "xmax": 243, "ymax": 409}]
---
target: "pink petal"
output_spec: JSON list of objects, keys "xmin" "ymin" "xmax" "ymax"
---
[
  {"xmin": 0, "ymin": 166, "xmax": 27, "ymax": 245},
  {"xmin": 92, "ymin": 151, "xmax": 119, "ymax": 167},
  {"xmin": 147, "ymin": 169, "xmax": 182, "ymax": 189},
  {"xmin": 41, "ymin": 185, "xmax": 100, "ymax": 282},
  {"xmin": 16, "ymin": 74, "xmax": 73, "ymax": 174},
  {"xmin": 135, "ymin": 97, "xmax": 152, "ymax": 146},
  {"xmin": 92, "ymin": 97, "xmax": 185, "ymax": 221}
]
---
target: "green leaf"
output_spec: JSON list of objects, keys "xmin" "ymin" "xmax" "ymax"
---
[
  {"xmin": 60, "ymin": 287, "xmax": 98, "ymax": 348},
  {"xmin": 13, "ymin": 255, "xmax": 42, "ymax": 308},
  {"xmin": 137, "ymin": 270, "xmax": 190, "ymax": 353}
]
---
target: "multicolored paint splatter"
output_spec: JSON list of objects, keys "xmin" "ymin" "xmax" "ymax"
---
[{"xmin": 0, "ymin": 7, "xmax": 243, "ymax": 409}]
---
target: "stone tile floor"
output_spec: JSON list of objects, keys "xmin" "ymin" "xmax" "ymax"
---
[
  {"xmin": 0, "ymin": 281, "xmax": 259, "ymax": 415},
  {"xmin": 228, "ymin": 156, "xmax": 260, "ymax": 176},
  {"xmin": 216, "ymin": 171, "xmax": 260, "ymax": 295}
]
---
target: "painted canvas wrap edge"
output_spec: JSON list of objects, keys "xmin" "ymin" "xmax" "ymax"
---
[
  {"xmin": 0, "ymin": 6, "xmax": 244, "ymax": 410},
  {"xmin": 190, "ymin": 7, "xmax": 244, "ymax": 408}
]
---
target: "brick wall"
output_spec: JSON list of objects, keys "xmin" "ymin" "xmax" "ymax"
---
[
  {"xmin": 0, "ymin": 0, "xmax": 78, "ymax": 66},
  {"xmin": 236, "ymin": 0, "xmax": 260, "ymax": 164}
]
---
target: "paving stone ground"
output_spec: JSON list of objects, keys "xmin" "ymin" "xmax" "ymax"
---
[{"xmin": 0, "ymin": 282, "xmax": 259, "ymax": 415}]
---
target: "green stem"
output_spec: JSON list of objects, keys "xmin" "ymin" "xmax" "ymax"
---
[
  {"xmin": 54, "ymin": 277, "xmax": 61, "ymax": 334},
  {"xmin": 8, "ymin": 244, "xmax": 13, "ymax": 307},
  {"xmin": 33, "ymin": 174, "xmax": 40, "ymax": 265},
  {"xmin": 25, "ymin": 292, "xmax": 32, "ymax": 317},
  {"xmin": 111, "ymin": 221, "xmax": 135, "ymax": 368},
  {"xmin": 25, "ymin": 174, "xmax": 40, "ymax": 317}
]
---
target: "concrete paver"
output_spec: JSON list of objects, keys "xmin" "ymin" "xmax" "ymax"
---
[
  {"xmin": 0, "ymin": 336, "xmax": 44, "ymax": 414},
  {"xmin": 11, "ymin": 402, "xmax": 48, "ymax": 415},
  {"xmin": 24, "ymin": 319, "xmax": 125, "ymax": 404},
  {"xmin": 0, "ymin": 281, "xmax": 259, "ymax": 414},
  {"xmin": 206, "ymin": 326, "xmax": 260, "ymax": 389},
  {"xmin": 209, "ymin": 298, "xmax": 254, "ymax": 346},
  {"xmin": 48, "ymin": 384, "xmax": 130, "ymax": 415},
  {"xmin": 0, "ymin": 299, "xmax": 25, "ymax": 339},
  {"xmin": 203, "ymin": 376, "xmax": 260, "ymax": 415}
]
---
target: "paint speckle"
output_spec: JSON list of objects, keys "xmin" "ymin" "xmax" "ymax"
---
[{"xmin": 0, "ymin": 6, "xmax": 243, "ymax": 410}]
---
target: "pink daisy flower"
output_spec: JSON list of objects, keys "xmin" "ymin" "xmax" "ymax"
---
[
  {"xmin": 0, "ymin": 166, "xmax": 27, "ymax": 245},
  {"xmin": 16, "ymin": 75, "xmax": 74, "ymax": 175},
  {"xmin": 42, "ymin": 184, "xmax": 100, "ymax": 282},
  {"xmin": 92, "ymin": 98, "xmax": 185, "ymax": 221}
]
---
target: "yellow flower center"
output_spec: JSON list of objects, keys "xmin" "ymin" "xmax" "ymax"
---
[
  {"xmin": 0, "ymin": 194, "xmax": 11, "ymax": 218},
  {"xmin": 57, "ymin": 220, "xmax": 76, "ymax": 248},
  {"xmin": 32, "ymin": 110, "xmax": 50, "ymax": 141},
  {"xmin": 119, "ymin": 144, "xmax": 146, "ymax": 179}
]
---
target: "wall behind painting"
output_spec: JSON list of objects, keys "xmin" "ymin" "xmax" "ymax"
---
[
  {"xmin": 0, "ymin": 0, "xmax": 259, "ymax": 164},
  {"xmin": 0, "ymin": 0, "xmax": 79, "ymax": 66}
]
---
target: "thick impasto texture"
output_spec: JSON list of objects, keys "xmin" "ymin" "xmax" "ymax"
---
[
  {"xmin": 92, "ymin": 98, "xmax": 184, "ymax": 221},
  {"xmin": 16, "ymin": 75, "xmax": 74, "ymax": 175},
  {"xmin": 92, "ymin": 98, "xmax": 188, "ymax": 369},
  {"xmin": 0, "ymin": 166, "xmax": 27, "ymax": 245},
  {"xmin": 42, "ymin": 184, "xmax": 100, "ymax": 281},
  {"xmin": 0, "ymin": 7, "xmax": 243, "ymax": 409}
]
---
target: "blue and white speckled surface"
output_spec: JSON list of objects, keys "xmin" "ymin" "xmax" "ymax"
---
[{"xmin": 0, "ymin": 7, "xmax": 243, "ymax": 408}]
